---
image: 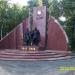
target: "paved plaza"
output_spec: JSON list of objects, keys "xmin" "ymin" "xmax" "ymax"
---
[{"xmin": 0, "ymin": 56, "xmax": 75, "ymax": 75}]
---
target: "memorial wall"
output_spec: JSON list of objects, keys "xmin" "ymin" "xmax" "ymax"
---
[{"xmin": 0, "ymin": 6, "xmax": 69, "ymax": 51}]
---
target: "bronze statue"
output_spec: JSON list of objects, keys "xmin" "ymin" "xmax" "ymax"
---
[
  {"xmin": 24, "ymin": 28, "xmax": 31, "ymax": 46},
  {"xmin": 32, "ymin": 27, "xmax": 40, "ymax": 45}
]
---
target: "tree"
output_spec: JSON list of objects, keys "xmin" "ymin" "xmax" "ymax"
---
[
  {"xmin": 61, "ymin": 0, "xmax": 75, "ymax": 18},
  {"xmin": 60, "ymin": 0, "xmax": 75, "ymax": 51},
  {"xmin": 0, "ymin": 0, "xmax": 9, "ymax": 38},
  {"xmin": 66, "ymin": 17, "xmax": 75, "ymax": 51},
  {"xmin": 0, "ymin": 0, "xmax": 28, "ymax": 39},
  {"xmin": 48, "ymin": 0, "xmax": 60, "ymax": 19}
]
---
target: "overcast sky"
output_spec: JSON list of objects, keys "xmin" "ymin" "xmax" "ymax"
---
[{"xmin": 8, "ymin": 0, "xmax": 29, "ymax": 6}]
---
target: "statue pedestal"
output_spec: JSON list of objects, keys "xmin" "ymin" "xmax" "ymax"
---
[{"xmin": 21, "ymin": 46, "xmax": 39, "ymax": 51}]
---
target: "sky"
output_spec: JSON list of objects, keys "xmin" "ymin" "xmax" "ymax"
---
[
  {"xmin": 8, "ymin": 0, "xmax": 29, "ymax": 6},
  {"xmin": 8, "ymin": 0, "xmax": 62, "ymax": 6},
  {"xmin": 59, "ymin": 16, "xmax": 66, "ymax": 22}
]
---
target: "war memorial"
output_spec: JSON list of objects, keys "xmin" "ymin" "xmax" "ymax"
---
[{"xmin": 0, "ymin": 1, "xmax": 71, "ymax": 60}]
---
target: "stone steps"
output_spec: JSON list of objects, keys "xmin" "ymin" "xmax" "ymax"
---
[{"xmin": 0, "ymin": 49, "xmax": 71, "ymax": 61}]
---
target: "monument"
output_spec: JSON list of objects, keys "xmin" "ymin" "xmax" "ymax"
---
[{"xmin": 0, "ymin": 0, "xmax": 70, "ymax": 60}]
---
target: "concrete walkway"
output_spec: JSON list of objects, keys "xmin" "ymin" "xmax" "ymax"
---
[
  {"xmin": 0, "ymin": 49, "xmax": 74, "ymax": 75},
  {"xmin": 0, "ymin": 57, "xmax": 75, "ymax": 75}
]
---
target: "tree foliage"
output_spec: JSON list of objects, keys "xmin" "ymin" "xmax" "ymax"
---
[
  {"xmin": 61, "ymin": 0, "xmax": 75, "ymax": 51},
  {"xmin": 0, "ymin": 0, "xmax": 28, "ymax": 39},
  {"xmin": 61, "ymin": 0, "xmax": 75, "ymax": 18},
  {"xmin": 65, "ymin": 17, "xmax": 75, "ymax": 51}
]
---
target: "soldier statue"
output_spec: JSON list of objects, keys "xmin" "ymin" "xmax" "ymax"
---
[
  {"xmin": 24, "ymin": 28, "xmax": 31, "ymax": 46},
  {"xmin": 24, "ymin": 27, "xmax": 40, "ymax": 46},
  {"xmin": 32, "ymin": 27, "xmax": 40, "ymax": 45}
]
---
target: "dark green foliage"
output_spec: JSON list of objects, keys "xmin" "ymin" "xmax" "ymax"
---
[
  {"xmin": 65, "ymin": 17, "xmax": 75, "ymax": 51},
  {"xmin": 61, "ymin": 0, "xmax": 75, "ymax": 18},
  {"xmin": 61, "ymin": 0, "xmax": 75, "ymax": 51}
]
